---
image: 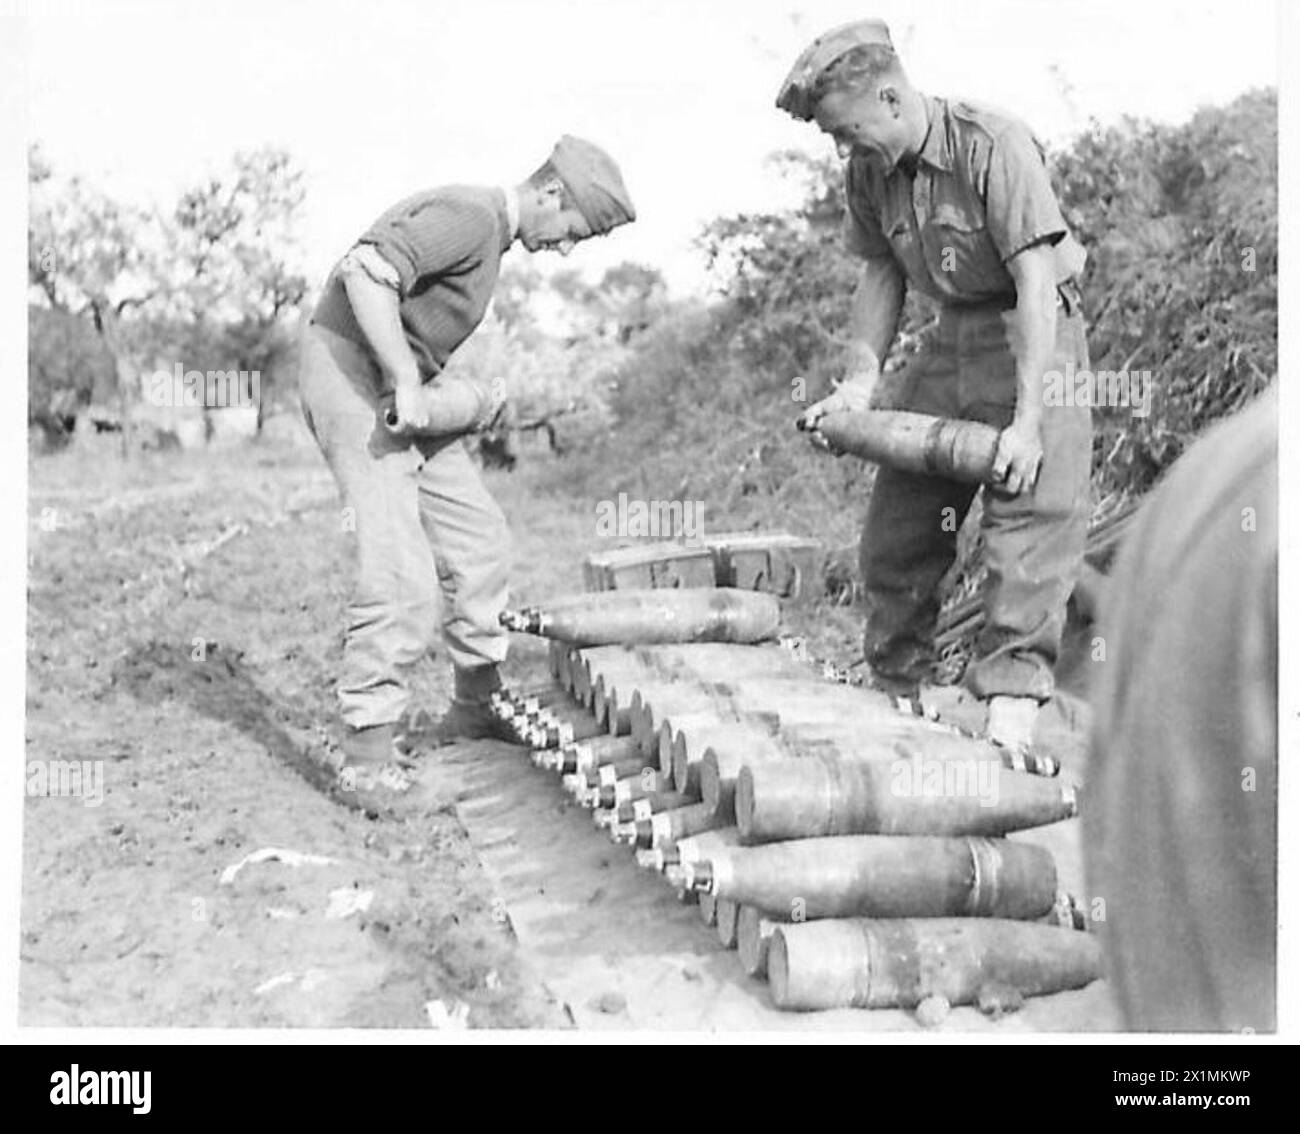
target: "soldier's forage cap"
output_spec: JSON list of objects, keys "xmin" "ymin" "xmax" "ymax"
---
[
  {"xmin": 548, "ymin": 135, "xmax": 636, "ymax": 235},
  {"xmin": 776, "ymin": 18, "xmax": 894, "ymax": 121}
]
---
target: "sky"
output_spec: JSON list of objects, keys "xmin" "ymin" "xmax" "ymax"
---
[{"xmin": 23, "ymin": 0, "xmax": 1281, "ymax": 295}]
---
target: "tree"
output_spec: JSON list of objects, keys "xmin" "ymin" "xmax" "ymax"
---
[
  {"xmin": 597, "ymin": 263, "xmax": 669, "ymax": 343},
  {"xmin": 28, "ymin": 145, "xmax": 310, "ymax": 449},
  {"xmin": 493, "ymin": 263, "xmax": 545, "ymax": 344},
  {"xmin": 163, "ymin": 147, "xmax": 308, "ymax": 428},
  {"xmin": 28, "ymin": 143, "xmax": 162, "ymax": 453}
]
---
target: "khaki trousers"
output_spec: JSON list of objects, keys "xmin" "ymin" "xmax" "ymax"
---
[
  {"xmin": 860, "ymin": 293, "xmax": 1093, "ymax": 701},
  {"xmin": 299, "ymin": 323, "xmax": 510, "ymax": 729}
]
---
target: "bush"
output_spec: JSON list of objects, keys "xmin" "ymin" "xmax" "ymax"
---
[{"xmin": 1054, "ymin": 89, "xmax": 1277, "ymax": 495}]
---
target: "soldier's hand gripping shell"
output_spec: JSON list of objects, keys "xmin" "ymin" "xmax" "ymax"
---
[{"xmin": 991, "ymin": 419, "xmax": 1044, "ymax": 495}]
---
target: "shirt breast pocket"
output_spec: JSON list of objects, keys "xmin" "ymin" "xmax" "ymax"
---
[{"xmin": 928, "ymin": 204, "xmax": 1004, "ymax": 296}]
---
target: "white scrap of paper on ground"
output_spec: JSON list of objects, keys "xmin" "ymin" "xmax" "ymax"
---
[
  {"xmin": 254, "ymin": 968, "xmax": 330, "ymax": 995},
  {"xmin": 325, "ymin": 887, "xmax": 374, "ymax": 920},
  {"xmin": 254, "ymin": 972, "xmax": 299, "ymax": 996},
  {"xmin": 220, "ymin": 847, "xmax": 336, "ymax": 886}
]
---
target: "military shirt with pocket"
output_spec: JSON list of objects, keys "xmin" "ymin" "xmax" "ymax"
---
[{"xmin": 844, "ymin": 96, "xmax": 1085, "ymax": 305}]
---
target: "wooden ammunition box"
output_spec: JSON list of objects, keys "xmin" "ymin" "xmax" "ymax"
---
[
  {"xmin": 582, "ymin": 542, "xmax": 717, "ymax": 593},
  {"xmin": 706, "ymin": 532, "xmax": 822, "ymax": 601}
]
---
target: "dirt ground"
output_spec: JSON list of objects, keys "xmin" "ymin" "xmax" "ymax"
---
[
  {"xmin": 21, "ymin": 427, "xmax": 1116, "ymax": 1031},
  {"xmin": 23, "ymin": 432, "xmax": 569, "ymax": 1028}
]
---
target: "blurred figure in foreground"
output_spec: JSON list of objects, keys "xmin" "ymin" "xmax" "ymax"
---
[{"xmin": 1086, "ymin": 385, "xmax": 1277, "ymax": 1032}]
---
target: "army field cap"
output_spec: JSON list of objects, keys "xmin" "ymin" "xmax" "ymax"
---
[
  {"xmin": 547, "ymin": 135, "xmax": 636, "ymax": 235},
  {"xmin": 776, "ymin": 18, "xmax": 895, "ymax": 121}
]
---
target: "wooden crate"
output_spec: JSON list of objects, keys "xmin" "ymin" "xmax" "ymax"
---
[
  {"xmin": 706, "ymin": 532, "xmax": 822, "ymax": 601},
  {"xmin": 582, "ymin": 542, "xmax": 717, "ymax": 593}
]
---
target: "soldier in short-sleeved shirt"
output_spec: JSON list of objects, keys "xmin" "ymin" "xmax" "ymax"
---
[
  {"xmin": 778, "ymin": 20, "xmax": 1094, "ymax": 746},
  {"xmin": 301, "ymin": 136, "xmax": 634, "ymax": 780},
  {"xmin": 843, "ymin": 96, "xmax": 1086, "ymax": 306}
]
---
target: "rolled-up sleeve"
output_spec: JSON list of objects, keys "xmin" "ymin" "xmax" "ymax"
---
[
  {"xmin": 339, "ymin": 243, "xmax": 401, "ymax": 290},
  {"xmin": 357, "ymin": 195, "xmax": 493, "ymax": 297},
  {"xmin": 984, "ymin": 125, "xmax": 1070, "ymax": 263},
  {"xmin": 843, "ymin": 159, "xmax": 894, "ymax": 260}
]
